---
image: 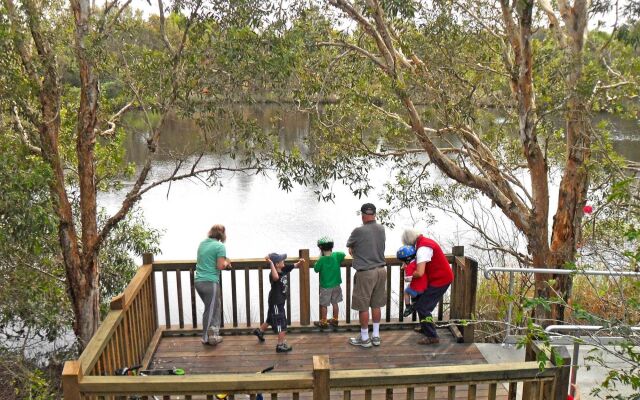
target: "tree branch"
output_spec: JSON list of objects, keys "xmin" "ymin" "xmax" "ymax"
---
[
  {"xmin": 157, "ymin": 0, "xmax": 175, "ymax": 54},
  {"xmin": 97, "ymin": 164, "xmax": 262, "ymax": 245},
  {"xmin": 537, "ymin": 0, "xmax": 568, "ymax": 48},
  {"xmin": 317, "ymin": 41, "xmax": 390, "ymax": 73},
  {"xmin": 328, "ymin": 0, "xmax": 396, "ymax": 74},
  {"xmin": 98, "ymin": 100, "xmax": 133, "ymax": 137},
  {"xmin": 10, "ymin": 102, "xmax": 41, "ymax": 154},
  {"xmin": 3, "ymin": 0, "xmax": 41, "ymax": 86}
]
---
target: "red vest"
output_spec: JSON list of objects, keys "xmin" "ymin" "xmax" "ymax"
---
[{"xmin": 416, "ymin": 235, "xmax": 453, "ymax": 287}]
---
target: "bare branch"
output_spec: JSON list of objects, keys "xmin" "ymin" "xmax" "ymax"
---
[
  {"xmin": 537, "ymin": 0, "xmax": 567, "ymax": 47},
  {"xmin": 472, "ymin": 62, "xmax": 510, "ymax": 78},
  {"xmin": 453, "ymin": 0, "xmax": 504, "ymax": 40},
  {"xmin": 98, "ymin": 164, "xmax": 262, "ymax": 245},
  {"xmin": 3, "ymin": 0, "xmax": 41, "ymax": 86},
  {"xmin": 99, "ymin": 0, "xmax": 133, "ymax": 35},
  {"xmin": 317, "ymin": 41, "xmax": 390, "ymax": 73},
  {"xmin": 157, "ymin": 0, "xmax": 175, "ymax": 54},
  {"xmin": 98, "ymin": 100, "xmax": 133, "ymax": 137},
  {"xmin": 10, "ymin": 102, "xmax": 41, "ymax": 154},
  {"xmin": 328, "ymin": 0, "xmax": 396, "ymax": 73}
]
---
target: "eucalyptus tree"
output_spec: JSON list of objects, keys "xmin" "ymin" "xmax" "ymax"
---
[
  {"xmin": 285, "ymin": 0, "xmax": 639, "ymax": 324},
  {"xmin": 1, "ymin": 0, "xmax": 272, "ymax": 349}
]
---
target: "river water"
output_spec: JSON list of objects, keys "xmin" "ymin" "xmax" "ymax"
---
[{"xmin": 98, "ymin": 106, "xmax": 639, "ymax": 323}]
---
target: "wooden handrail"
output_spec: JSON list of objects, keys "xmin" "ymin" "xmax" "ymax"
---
[
  {"xmin": 78, "ymin": 310, "xmax": 125, "ymax": 375},
  {"xmin": 151, "ymin": 255, "xmax": 457, "ymax": 270},
  {"xmin": 78, "ymin": 372, "xmax": 314, "ymax": 395},
  {"xmin": 76, "ymin": 260, "xmax": 158, "ymax": 377},
  {"xmin": 329, "ymin": 361, "xmax": 556, "ymax": 388}
]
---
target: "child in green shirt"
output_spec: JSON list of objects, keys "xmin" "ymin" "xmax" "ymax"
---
[{"xmin": 313, "ymin": 236, "xmax": 345, "ymax": 329}]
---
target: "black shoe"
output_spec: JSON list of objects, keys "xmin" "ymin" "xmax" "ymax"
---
[
  {"xmin": 276, "ymin": 343, "xmax": 292, "ymax": 353},
  {"xmin": 253, "ymin": 328, "xmax": 265, "ymax": 342},
  {"xmin": 403, "ymin": 304, "xmax": 414, "ymax": 318}
]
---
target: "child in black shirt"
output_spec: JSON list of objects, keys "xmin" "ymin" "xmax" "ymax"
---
[{"xmin": 253, "ymin": 253, "xmax": 304, "ymax": 352}]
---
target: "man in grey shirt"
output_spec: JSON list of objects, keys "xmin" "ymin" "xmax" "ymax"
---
[{"xmin": 346, "ymin": 203, "xmax": 386, "ymax": 348}]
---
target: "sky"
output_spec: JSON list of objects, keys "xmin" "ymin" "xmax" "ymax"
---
[{"xmin": 129, "ymin": 0, "xmax": 632, "ymax": 31}]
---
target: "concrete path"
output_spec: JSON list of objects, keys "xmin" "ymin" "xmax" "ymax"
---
[{"xmin": 476, "ymin": 343, "xmax": 636, "ymax": 399}]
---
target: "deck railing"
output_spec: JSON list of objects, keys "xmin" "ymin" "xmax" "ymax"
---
[
  {"xmin": 64, "ymin": 346, "xmax": 570, "ymax": 400},
  {"xmin": 62, "ymin": 246, "xmax": 575, "ymax": 400},
  {"xmin": 152, "ymin": 246, "xmax": 476, "ymax": 339}
]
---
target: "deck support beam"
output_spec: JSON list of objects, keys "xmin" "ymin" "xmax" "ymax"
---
[{"xmin": 313, "ymin": 355, "xmax": 330, "ymax": 400}]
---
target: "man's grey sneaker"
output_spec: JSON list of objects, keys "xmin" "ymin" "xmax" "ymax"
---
[
  {"xmin": 253, "ymin": 328, "xmax": 265, "ymax": 342},
  {"xmin": 371, "ymin": 336, "xmax": 381, "ymax": 346},
  {"xmin": 348, "ymin": 336, "xmax": 372, "ymax": 348},
  {"xmin": 276, "ymin": 342, "xmax": 293, "ymax": 353}
]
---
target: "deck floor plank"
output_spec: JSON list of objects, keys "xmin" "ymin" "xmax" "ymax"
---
[{"xmin": 149, "ymin": 329, "xmax": 508, "ymax": 400}]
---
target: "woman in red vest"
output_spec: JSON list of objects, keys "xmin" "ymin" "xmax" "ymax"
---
[{"xmin": 401, "ymin": 229, "xmax": 454, "ymax": 345}]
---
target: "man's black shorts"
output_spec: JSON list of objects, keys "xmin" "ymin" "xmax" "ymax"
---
[{"xmin": 266, "ymin": 303, "xmax": 287, "ymax": 334}]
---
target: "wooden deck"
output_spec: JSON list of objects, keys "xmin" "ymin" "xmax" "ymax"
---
[
  {"xmin": 149, "ymin": 328, "xmax": 510, "ymax": 399},
  {"xmin": 64, "ymin": 253, "xmax": 572, "ymax": 400}
]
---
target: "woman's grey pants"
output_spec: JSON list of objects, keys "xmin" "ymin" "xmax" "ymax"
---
[{"xmin": 195, "ymin": 280, "xmax": 221, "ymax": 341}]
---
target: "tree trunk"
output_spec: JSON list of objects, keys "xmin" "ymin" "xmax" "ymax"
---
[
  {"xmin": 70, "ymin": 0, "xmax": 102, "ymax": 349},
  {"xmin": 548, "ymin": 0, "xmax": 591, "ymax": 324},
  {"xmin": 69, "ymin": 257, "xmax": 100, "ymax": 347}
]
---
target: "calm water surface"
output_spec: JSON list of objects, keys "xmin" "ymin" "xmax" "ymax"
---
[{"xmin": 98, "ymin": 106, "xmax": 639, "ymax": 323}]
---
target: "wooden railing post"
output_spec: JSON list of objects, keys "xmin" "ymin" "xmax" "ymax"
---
[
  {"xmin": 462, "ymin": 257, "xmax": 478, "ymax": 343},
  {"xmin": 550, "ymin": 346, "xmax": 571, "ymax": 400},
  {"xmin": 450, "ymin": 246, "xmax": 464, "ymax": 322},
  {"xmin": 450, "ymin": 246, "xmax": 478, "ymax": 343},
  {"xmin": 523, "ymin": 342, "xmax": 571, "ymax": 400},
  {"xmin": 313, "ymin": 355, "xmax": 331, "ymax": 400},
  {"xmin": 62, "ymin": 360, "xmax": 83, "ymax": 400},
  {"xmin": 451, "ymin": 246, "xmax": 464, "ymax": 258},
  {"xmin": 299, "ymin": 249, "xmax": 311, "ymax": 326},
  {"xmin": 522, "ymin": 341, "xmax": 538, "ymax": 400},
  {"xmin": 143, "ymin": 252, "xmax": 154, "ymax": 265}
]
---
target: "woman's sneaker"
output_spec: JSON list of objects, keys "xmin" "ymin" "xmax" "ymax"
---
[
  {"xmin": 371, "ymin": 336, "xmax": 381, "ymax": 346},
  {"xmin": 208, "ymin": 336, "xmax": 223, "ymax": 345},
  {"xmin": 253, "ymin": 328, "xmax": 265, "ymax": 342},
  {"xmin": 329, "ymin": 318, "xmax": 339, "ymax": 327},
  {"xmin": 348, "ymin": 336, "xmax": 372, "ymax": 348},
  {"xmin": 202, "ymin": 336, "xmax": 223, "ymax": 345},
  {"xmin": 276, "ymin": 342, "xmax": 293, "ymax": 353}
]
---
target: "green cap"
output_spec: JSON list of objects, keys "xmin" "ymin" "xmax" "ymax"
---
[{"xmin": 317, "ymin": 236, "xmax": 334, "ymax": 246}]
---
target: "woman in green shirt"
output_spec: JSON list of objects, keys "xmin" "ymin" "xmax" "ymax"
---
[{"xmin": 195, "ymin": 224, "xmax": 231, "ymax": 345}]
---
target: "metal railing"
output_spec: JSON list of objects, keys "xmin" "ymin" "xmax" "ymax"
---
[
  {"xmin": 483, "ymin": 267, "xmax": 640, "ymax": 338},
  {"xmin": 485, "ymin": 267, "xmax": 640, "ymax": 398},
  {"xmin": 544, "ymin": 325, "xmax": 640, "ymax": 397}
]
